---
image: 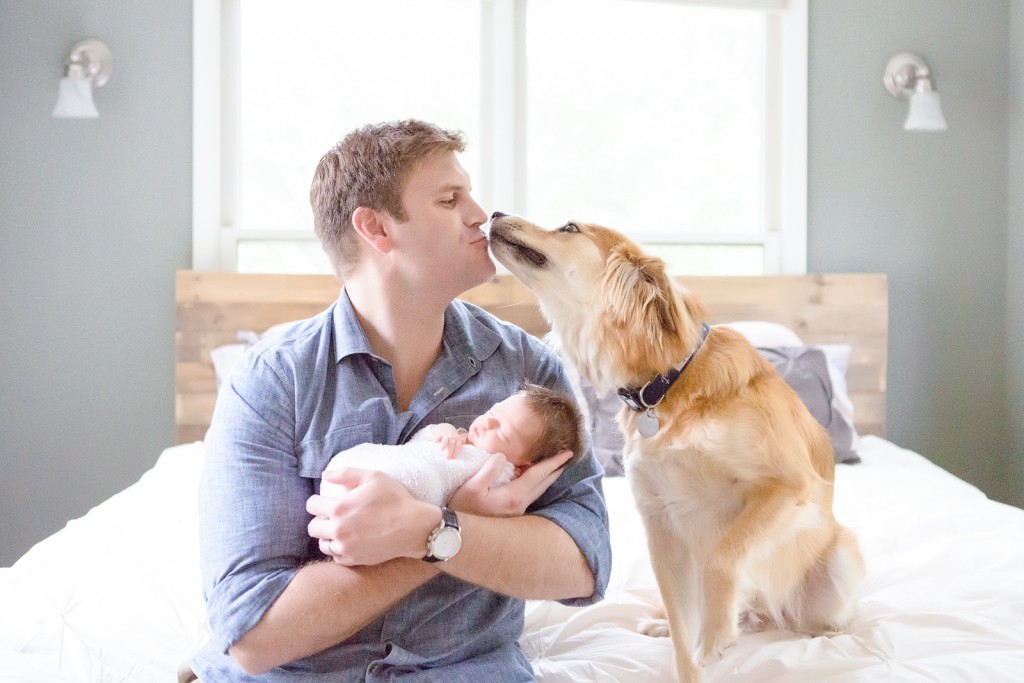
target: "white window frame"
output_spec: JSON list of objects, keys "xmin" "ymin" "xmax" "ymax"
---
[{"xmin": 193, "ymin": 0, "xmax": 807, "ymax": 274}]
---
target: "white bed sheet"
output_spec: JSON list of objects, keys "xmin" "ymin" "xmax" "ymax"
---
[
  {"xmin": 2, "ymin": 437, "xmax": 1023, "ymax": 682},
  {"xmin": 526, "ymin": 436, "xmax": 1024, "ymax": 682}
]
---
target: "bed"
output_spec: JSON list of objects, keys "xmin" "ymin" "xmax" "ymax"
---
[{"xmin": 2, "ymin": 271, "xmax": 1023, "ymax": 682}]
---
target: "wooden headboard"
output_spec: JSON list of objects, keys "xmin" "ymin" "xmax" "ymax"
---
[{"xmin": 175, "ymin": 271, "xmax": 888, "ymax": 443}]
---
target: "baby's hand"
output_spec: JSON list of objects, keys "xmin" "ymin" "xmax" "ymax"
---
[{"xmin": 433, "ymin": 424, "xmax": 465, "ymax": 459}]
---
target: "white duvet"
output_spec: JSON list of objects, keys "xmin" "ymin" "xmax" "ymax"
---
[{"xmin": 2, "ymin": 436, "xmax": 1023, "ymax": 682}]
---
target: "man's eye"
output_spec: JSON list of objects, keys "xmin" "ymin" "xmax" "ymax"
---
[
  {"xmin": 560, "ymin": 222, "xmax": 580, "ymax": 233},
  {"xmin": 442, "ymin": 197, "xmax": 457, "ymax": 207}
]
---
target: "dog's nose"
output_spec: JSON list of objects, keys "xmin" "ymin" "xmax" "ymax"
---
[{"xmin": 491, "ymin": 211, "xmax": 506, "ymax": 220}]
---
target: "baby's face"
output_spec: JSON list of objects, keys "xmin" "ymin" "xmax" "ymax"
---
[{"xmin": 466, "ymin": 393, "xmax": 541, "ymax": 466}]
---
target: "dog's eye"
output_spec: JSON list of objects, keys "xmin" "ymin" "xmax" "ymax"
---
[{"xmin": 560, "ymin": 222, "xmax": 580, "ymax": 234}]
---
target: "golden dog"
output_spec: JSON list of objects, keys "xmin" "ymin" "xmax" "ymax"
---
[{"xmin": 489, "ymin": 214, "xmax": 864, "ymax": 683}]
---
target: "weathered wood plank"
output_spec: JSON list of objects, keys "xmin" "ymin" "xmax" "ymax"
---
[{"xmin": 175, "ymin": 271, "xmax": 888, "ymax": 443}]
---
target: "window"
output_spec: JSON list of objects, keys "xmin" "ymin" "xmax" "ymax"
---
[{"xmin": 193, "ymin": 0, "xmax": 807, "ymax": 275}]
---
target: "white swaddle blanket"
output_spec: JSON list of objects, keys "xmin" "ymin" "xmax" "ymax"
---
[{"xmin": 320, "ymin": 424, "xmax": 516, "ymax": 506}]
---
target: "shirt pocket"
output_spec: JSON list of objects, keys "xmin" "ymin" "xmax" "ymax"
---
[{"xmin": 296, "ymin": 422, "xmax": 373, "ymax": 480}]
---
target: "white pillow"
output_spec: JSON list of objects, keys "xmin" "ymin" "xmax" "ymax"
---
[
  {"xmin": 719, "ymin": 320, "xmax": 804, "ymax": 348},
  {"xmin": 209, "ymin": 342, "xmax": 248, "ymax": 391},
  {"xmin": 210, "ymin": 320, "xmax": 305, "ymax": 390}
]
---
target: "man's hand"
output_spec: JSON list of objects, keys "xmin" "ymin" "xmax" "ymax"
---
[
  {"xmin": 448, "ymin": 450, "xmax": 574, "ymax": 516},
  {"xmin": 307, "ymin": 468, "xmax": 438, "ymax": 566}
]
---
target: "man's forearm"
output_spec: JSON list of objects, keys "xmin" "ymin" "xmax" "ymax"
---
[
  {"xmin": 439, "ymin": 513, "xmax": 595, "ymax": 600},
  {"xmin": 229, "ymin": 558, "xmax": 438, "ymax": 675},
  {"xmin": 228, "ymin": 510, "xmax": 595, "ymax": 675}
]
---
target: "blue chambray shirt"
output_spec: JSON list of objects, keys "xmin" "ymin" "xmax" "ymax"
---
[{"xmin": 193, "ymin": 289, "xmax": 611, "ymax": 682}]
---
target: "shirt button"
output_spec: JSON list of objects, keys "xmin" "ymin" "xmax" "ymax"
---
[{"xmin": 468, "ymin": 356, "xmax": 479, "ymax": 368}]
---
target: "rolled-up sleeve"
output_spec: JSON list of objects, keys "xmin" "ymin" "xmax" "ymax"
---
[
  {"xmin": 530, "ymin": 459, "xmax": 611, "ymax": 606},
  {"xmin": 522, "ymin": 336, "xmax": 613, "ymax": 606},
  {"xmin": 198, "ymin": 351, "xmax": 309, "ymax": 652}
]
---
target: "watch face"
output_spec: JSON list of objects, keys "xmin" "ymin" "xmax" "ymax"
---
[{"xmin": 432, "ymin": 527, "xmax": 462, "ymax": 560}]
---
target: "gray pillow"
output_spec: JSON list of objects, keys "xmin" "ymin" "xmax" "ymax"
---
[
  {"xmin": 567, "ymin": 345, "xmax": 860, "ymax": 475},
  {"xmin": 758, "ymin": 347, "xmax": 861, "ymax": 464},
  {"xmin": 577, "ymin": 378, "xmax": 627, "ymax": 476}
]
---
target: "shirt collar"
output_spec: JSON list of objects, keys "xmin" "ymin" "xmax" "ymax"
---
[
  {"xmin": 333, "ymin": 288, "xmax": 376, "ymax": 363},
  {"xmin": 332, "ymin": 288, "xmax": 503, "ymax": 367}
]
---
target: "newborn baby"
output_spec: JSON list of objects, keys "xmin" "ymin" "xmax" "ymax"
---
[{"xmin": 320, "ymin": 384, "xmax": 584, "ymax": 506}]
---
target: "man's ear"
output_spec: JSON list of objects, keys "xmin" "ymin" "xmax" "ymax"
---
[{"xmin": 351, "ymin": 206, "xmax": 394, "ymax": 255}]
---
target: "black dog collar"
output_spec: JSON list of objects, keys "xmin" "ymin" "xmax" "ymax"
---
[{"xmin": 617, "ymin": 322, "xmax": 710, "ymax": 412}]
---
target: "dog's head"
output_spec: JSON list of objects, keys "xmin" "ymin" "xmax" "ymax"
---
[{"xmin": 489, "ymin": 213, "xmax": 706, "ymax": 391}]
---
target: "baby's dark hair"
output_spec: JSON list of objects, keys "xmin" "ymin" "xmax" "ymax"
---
[{"xmin": 520, "ymin": 382, "xmax": 586, "ymax": 467}]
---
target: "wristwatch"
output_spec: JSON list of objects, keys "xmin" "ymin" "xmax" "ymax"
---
[{"xmin": 424, "ymin": 506, "xmax": 461, "ymax": 563}]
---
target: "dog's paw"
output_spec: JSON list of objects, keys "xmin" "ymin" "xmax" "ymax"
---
[
  {"xmin": 738, "ymin": 609, "xmax": 771, "ymax": 633},
  {"xmin": 638, "ymin": 616, "xmax": 671, "ymax": 638},
  {"xmin": 697, "ymin": 633, "xmax": 736, "ymax": 666},
  {"xmin": 676, "ymin": 660, "xmax": 703, "ymax": 683}
]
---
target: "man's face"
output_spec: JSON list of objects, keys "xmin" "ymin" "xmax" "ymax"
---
[{"xmin": 386, "ymin": 152, "xmax": 493, "ymax": 297}]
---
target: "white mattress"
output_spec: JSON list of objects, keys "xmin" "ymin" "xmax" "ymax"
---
[{"xmin": 2, "ymin": 436, "xmax": 1023, "ymax": 682}]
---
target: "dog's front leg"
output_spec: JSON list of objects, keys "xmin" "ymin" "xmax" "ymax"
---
[
  {"xmin": 699, "ymin": 483, "xmax": 798, "ymax": 665},
  {"xmin": 645, "ymin": 521, "xmax": 701, "ymax": 683}
]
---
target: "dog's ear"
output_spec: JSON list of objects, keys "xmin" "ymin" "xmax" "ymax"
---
[{"xmin": 602, "ymin": 245, "xmax": 681, "ymax": 338}]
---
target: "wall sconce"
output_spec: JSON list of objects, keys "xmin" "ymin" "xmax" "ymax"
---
[
  {"xmin": 52, "ymin": 39, "xmax": 113, "ymax": 119},
  {"xmin": 883, "ymin": 52, "xmax": 947, "ymax": 132}
]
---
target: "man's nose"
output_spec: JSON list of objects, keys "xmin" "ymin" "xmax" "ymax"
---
[{"xmin": 466, "ymin": 197, "xmax": 488, "ymax": 227}]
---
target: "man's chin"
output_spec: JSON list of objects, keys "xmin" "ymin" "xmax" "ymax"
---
[
  {"xmin": 468, "ymin": 256, "xmax": 497, "ymax": 288},
  {"xmin": 482, "ymin": 256, "xmax": 497, "ymax": 279},
  {"xmin": 440, "ymin": 260, "xmax": 496, "ymax": 298}
]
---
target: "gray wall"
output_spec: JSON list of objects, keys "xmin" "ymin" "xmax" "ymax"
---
[
  {"xmin": 808, "ymin": 0, "xmax": 1019, "ymax": 504},
  {"xmin": 0, "ymin": 0, "xmax": 1020, "ymax": 567},
  {"xmin": 0, "ymin": 1, "xmax": 192, "ymax": 566},
  {"xmin": 1009, "ymin": 2, "xmax": 1024, "ymax": 507}
]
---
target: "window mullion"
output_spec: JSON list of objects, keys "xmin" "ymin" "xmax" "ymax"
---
[
  {"xmin": 480, "ymin": 0, "xmax": 526, "ymax": 215},
  {"xmin": 779, "ymin": 0, "xmax": 808, "ymax": 274},
  {"xmin": 219, "ymin": 226, "xmax": 238, "ymax": 272},
  {"xmin": 192, "ymin": 0, "xmax": 222, "ymax": 271},
  {"xmin": 762, "ymin": 230, "xmax": 781, "ymax": 275},
  {"xmin": 194, "ymin": 0, "xmax": 242, "ymax": 272},
  {"xmin": 763, "ymin": 10, "xmax": 782, "ymax": 253},
  {"xmin": 221, "ymin": 0, "xmax": 242, "ymax": 258}
]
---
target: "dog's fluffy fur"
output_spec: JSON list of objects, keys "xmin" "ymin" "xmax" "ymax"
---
[{"xmin": 490, "ymin": 216, "xmax": 865, "ymax": 682}]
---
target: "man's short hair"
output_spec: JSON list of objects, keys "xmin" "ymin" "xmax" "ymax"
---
[{"xmin": 310, "ymin": 119, "xmax": 467, "ymax": 278}]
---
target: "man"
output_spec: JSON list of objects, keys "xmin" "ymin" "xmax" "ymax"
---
[{"xmin": 193, "ymin": 119, "xmax": 611, "ymax": 681}]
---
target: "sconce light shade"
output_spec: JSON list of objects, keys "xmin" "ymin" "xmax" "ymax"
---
[
  {"xmin": 53, "ymin": 73, "xmax": 99, "ymax": 118},
  {"xmin": 53, "ymin": 39, "xmax": 113, "ymax": 119},
  {"xmin": 883, "ymin": 52, "xmax": 947, "ymax": 132},
  {"xmin": 904, "ymin": 89, "xmax": 947, "ymax": 132}
]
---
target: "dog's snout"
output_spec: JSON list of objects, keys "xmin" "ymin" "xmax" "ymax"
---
[{"xmin": 491, "ymin": 211, "xmax": 506, "ymax": 220}]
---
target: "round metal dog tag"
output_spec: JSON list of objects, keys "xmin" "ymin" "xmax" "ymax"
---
[{"xmin": 637, "ymin": 410, "xmax": 659, "ymax": 438}]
